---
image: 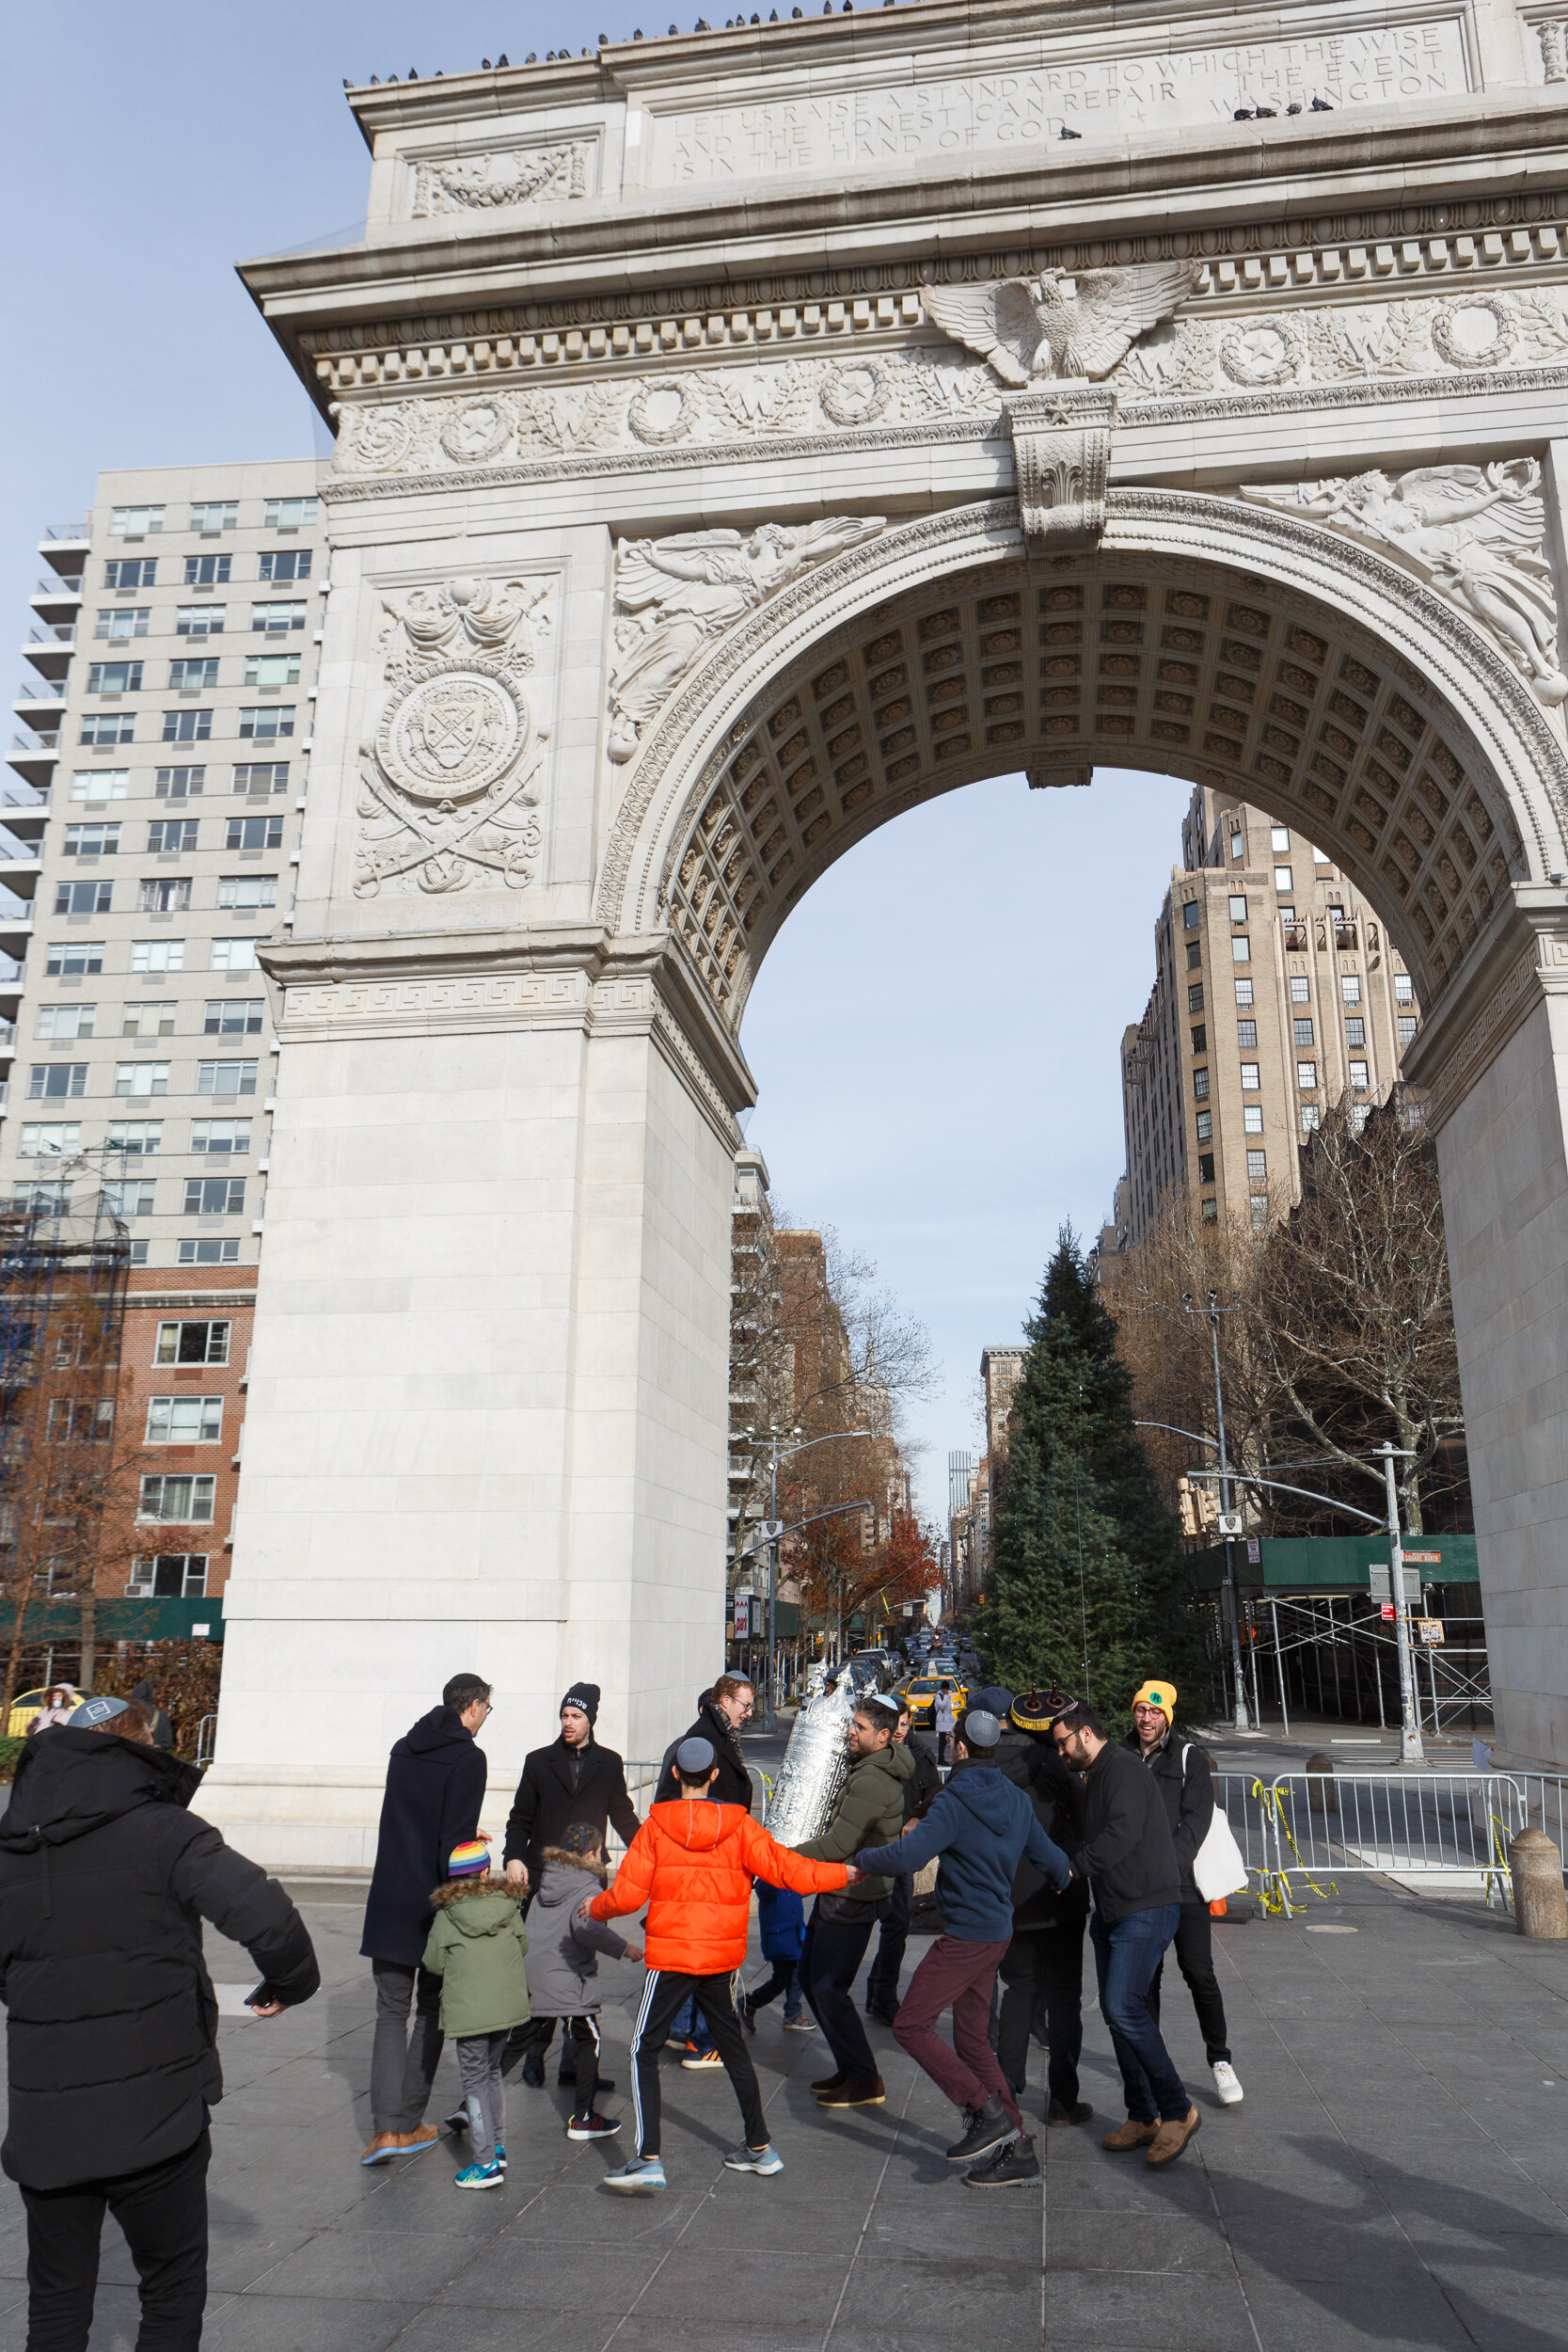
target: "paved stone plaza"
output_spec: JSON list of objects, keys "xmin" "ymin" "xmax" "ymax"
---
[{"xmin": 0, "ymin": 1858, "xmax": 1557, "ymax": 2352}]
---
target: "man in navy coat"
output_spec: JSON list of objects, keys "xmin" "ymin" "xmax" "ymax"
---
[{"xmin": 358, "ymin": 1673, "xmax": 490, "ymax": 2162}]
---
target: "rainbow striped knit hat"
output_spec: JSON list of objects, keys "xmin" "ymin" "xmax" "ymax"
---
[{"xmin": 448, "ymin": 1839, "xmax": 490, "ymax": 1877}]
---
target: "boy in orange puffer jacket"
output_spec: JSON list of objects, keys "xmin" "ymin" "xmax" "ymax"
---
[{"xmin": 584, "ymin": 1735, "xmax": 854, "ymax": 2192}]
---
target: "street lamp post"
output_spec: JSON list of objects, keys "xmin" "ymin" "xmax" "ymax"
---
[
  {"xmin": 1377, "ymin": 1439, "xmax": 1425, "ymax": 1766},
  {"xmin": 1185, "ymin": 1291, "xmax": 1249, "ymax": 1732},
  {"xmin": 744, "ymin": 1425, "xmax": 871, "ymax": 1731}
]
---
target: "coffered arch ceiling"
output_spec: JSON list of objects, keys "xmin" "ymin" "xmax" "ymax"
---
[{"xmin": 600, "ymin": 493, "xmax": 1568, "ymax": 1033}]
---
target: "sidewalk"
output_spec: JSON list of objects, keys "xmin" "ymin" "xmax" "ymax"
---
[{"xmin": 0, "ymin": 1871, "xmax": 1562, "ymax": 2351}]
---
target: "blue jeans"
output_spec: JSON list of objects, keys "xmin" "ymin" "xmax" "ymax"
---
[
  {"xmin": 1090, "ymin": 1903, "xmax": 1188, "ymax": 2123},
  {"xmin": 673, "ymin": 1991, "xmax": 716, "ymax": 2056}
]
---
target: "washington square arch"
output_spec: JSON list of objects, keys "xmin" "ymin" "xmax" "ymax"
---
[{"xmin": 197, "ymin": 0, "xmax": 1568, "ymax": 1862}]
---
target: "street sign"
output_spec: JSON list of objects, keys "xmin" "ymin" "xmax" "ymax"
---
[
  {"xmin": 1418, "ymin": 1617, "xmax": 1446, "ymax": 1645},
  {"xmin": 732, "ymin": 1591, "xmax": 749, "ymax": 1639},
  {"xmin": 1379, "ymin": 1603, "xmax": 1395, "ymax": 1621},
  {"xmin": 1368, "ymin": 1563, "xmax": 1422, "ymax": 1602},
  {"xmin": 1245, "ymin": 1537, "xmax": 1261, "ymax": 1565},
  {"xmin": 758, "ymin": 1520, "xmax": 784, "ymax": 1542},
  {"xmin": 1217, "ymin": 1511, "xmax": 1243, "ymax": 1537}
]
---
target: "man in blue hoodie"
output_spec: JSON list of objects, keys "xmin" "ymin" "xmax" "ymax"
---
[{"xmin": 853, "ymin": 1708, "xmax": 1071, "ymax": 2189}]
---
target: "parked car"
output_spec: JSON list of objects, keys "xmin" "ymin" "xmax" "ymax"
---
[{"xmin": 900, "ymin": 1675, "xmax": 967, "ymax": 1727}]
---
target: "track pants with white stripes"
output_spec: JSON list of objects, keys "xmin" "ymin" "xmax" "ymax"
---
[{"xmin": 629, "ymin": 1968, "xmax": 768, "ymax": 2158}]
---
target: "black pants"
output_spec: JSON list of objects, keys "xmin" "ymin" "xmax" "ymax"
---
[
  {"xmin": 629, "ymin": 1969, "xmax": 767, "ymax": 2158},
  {"xmin": 997, "ymin": 1915, "xmax": 1086, "ymax": 2110},
  {"xmin": 866, "ymin": 1873, "xmax": 911, "ymax": 2005},
  {"xmin": 745, "ymin": 1959, "xmax": 802, "ymax": 2018},
  {"xmin": 1148, "ymin": 1896, "xmax": 1231, "ymax": 2064},
  {"xmin": 21, "ymin": 2130, "xmax": 209, "ymax": 2352},
  {"xmin": 801, "ymin": 1903, "xmax": 879, "ymax": 2081},
  {"xmin": 507, "ymin": 2014, "xmax": 601, "ymax": 2116}
]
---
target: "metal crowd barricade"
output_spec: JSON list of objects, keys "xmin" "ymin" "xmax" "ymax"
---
[{"xmin": 1249, "ymin": 1771, "xmax": 1528, "ymax": 1916}]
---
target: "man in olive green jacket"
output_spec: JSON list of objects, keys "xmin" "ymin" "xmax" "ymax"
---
[{"xmin": 795, "ymin": 1693, "xmax": 914, "ymax": 2107}]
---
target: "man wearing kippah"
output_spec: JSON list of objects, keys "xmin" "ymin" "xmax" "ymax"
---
[{"xmin": 1124, "ymin": 1679, "xmax": 1243, "ymax": 2107}]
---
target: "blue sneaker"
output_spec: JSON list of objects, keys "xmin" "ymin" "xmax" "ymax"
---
[
  {"xmin": 605, "ymin": 2153, "xmax": 666, "ymax": 2194},
  {"xmin": 494, "ymin": 2145, "xmax": 506, "ymax": 2169},
  {"xmin": 723, "ymin": 2142, "xmax": 784, "ymax": 2176},
  {"xmin": 454, "ymin": 2162, "xmax": 504, "ymax": 2191}
]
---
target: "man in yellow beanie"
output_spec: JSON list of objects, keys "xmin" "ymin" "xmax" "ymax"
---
[{"xmin": 1123, "ymin": 1680, "xmax": 1243, "ymax": 2107}]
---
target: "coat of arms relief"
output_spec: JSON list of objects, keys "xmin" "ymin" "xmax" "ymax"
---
[{"xmin": 355, "ymin": 575, "xmax": 553, "ymax": 897}]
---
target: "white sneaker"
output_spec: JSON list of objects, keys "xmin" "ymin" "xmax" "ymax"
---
[{"xmin": 1212, "ymin": 2060, "xmax": 1243, "ymax": 2106}]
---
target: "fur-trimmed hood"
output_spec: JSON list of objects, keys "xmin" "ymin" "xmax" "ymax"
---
[
  {"xmin": 428, "ymin": 1877, "xmax": 523, "ymax": 1927},
  {"xmin": 539, "ymin": 1844, "xmax": 610, "ymax": 1885}
]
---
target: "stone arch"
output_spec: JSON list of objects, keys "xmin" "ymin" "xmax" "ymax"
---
[{"xmin": 599, "ymin": 492, "xmax": 1568, "ymax": 1034}]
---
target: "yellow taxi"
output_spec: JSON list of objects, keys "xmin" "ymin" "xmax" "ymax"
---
[
  {"xmin": 899, "ymin": 1675, "xmax": 967, "ymax": 1727},
  {"xmin": 6, "ymin": 1687, "xmax": 75, "ymax": 1739}
]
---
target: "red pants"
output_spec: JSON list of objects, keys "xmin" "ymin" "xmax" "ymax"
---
[{"xmin": 892, "ymin": 1933, "xmax": 1022, "ymax": 2133}]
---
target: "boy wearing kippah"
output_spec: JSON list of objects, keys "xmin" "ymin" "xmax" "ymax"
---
[{"xmin": 422, "ymin": 1840, "xmax": 531, "ymax": 2188}]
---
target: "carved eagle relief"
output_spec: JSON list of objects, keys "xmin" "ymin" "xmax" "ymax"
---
[{"xmin": 924, "ymin": 262, "xmax": 1199, "ymax": 384}]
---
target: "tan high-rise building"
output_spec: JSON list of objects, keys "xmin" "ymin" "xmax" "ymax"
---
[{"xmin": 1120, "ymin": 787, "xmax": 1421, "ymax": 1244}]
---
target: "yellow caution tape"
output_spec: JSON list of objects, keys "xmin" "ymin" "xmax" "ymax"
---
[{"xmin": 1250, "ymin": 1777, "xmax": 1338, "ymax": 1917}]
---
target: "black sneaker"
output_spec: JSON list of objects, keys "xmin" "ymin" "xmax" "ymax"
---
[
  {"xmin": 521, "ymin": 2051, "xmax": 546, "ymax": 2089},
  {"xmin": 945, "ymin": 2098, "xmax": 1011, "ymax": 2166},
  {"xmin": 864, "ymin": 1994, "xmax": 899, "ymax": 2026},
  {"xmin": 566, "ymin": 2112, "xmax": 622, "ymax": 2142},
  {"xmin": 964, "ymin": 2135, "xmax": 1041, "ymax": 2189},
  {"xmin": 740, "ymin": 2001, "xmax": 757, "ymax": 2036},
  {"xmin": 444, "ymin": 2108, "xmax": 468, "ymax": 2135},
  {"xmin": 1047, "ymin": 2099, "xmax": 1094, "ymax": 2128}
]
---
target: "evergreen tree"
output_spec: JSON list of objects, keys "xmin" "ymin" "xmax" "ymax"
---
[{"xmin": 975, "ymin": 1228, "xmax": 1204, "ymax": 1726}]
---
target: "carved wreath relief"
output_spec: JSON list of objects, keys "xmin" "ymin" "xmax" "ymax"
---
[
  {"xmin": 356, "ymin": 576, "xmax": 552, "ymax": 896},
  {"xmin": 606, "ymin": 517, "xmax": 884, "ymax": 762},
  {"xmin": 411, "ymin": 141, "xmax": 592, "ymax": 214},
  {"xmin": 1241, "ymin": 461, "xmax": 1568, "ymax": 706}
]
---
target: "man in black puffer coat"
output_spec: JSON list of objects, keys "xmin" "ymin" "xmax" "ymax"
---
[
  {"xmin": 360, "ymin": 1673, "xmax": 491, "ymax": 2159},
  {"xmin": 653, "ymin": 1676, "xmax": 754, "ymax": 1810},
  {"xmin": 0, "ymin": 1696, "xmax": 318, "ymax": 2352}
]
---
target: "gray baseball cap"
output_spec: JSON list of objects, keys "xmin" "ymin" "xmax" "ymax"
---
[
  {"xmin": 675, "ymin": 1736, "xmax": 716, "ymax": 1777},
  {"xmin": 70, "ymin": 1694, "xmax": 129, "ymax": 1728},
  {"xmin": 962, "ymin": 1708, "xmax": 1002, "ymax": 1750}
]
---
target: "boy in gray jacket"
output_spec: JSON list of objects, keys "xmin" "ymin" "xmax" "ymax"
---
[{"xmin": 511, "ymin": 1822, "xmax": 643, "ymax": 2140}]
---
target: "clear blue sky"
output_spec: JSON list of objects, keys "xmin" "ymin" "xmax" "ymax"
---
[{"xmin": 1, "ymin": 6, "xmax": 1188, "ymax": 1515}]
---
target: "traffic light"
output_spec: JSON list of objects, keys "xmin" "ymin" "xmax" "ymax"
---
[{"xmin": 1177, "ymin": 1477, "xmax": 1217, "ymax": 1538}]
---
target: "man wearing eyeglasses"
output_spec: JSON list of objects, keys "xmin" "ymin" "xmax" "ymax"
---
[{"xmin": 359, "ymin": 1673, "xmax": 492, "ymax": 2165}]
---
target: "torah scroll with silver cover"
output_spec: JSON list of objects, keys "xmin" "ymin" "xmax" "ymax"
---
[{"xmin": 764, "ymin": 1672, "xmax": 855, "ymax": 1848}]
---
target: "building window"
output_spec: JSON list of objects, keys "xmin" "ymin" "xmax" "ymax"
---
[
  {"xmin": 1287, "ymin": 977, "xmax": 1308, "ymax": 1007},
  {"xmin": 1345, "ymin": 1016, "xmax": 1366, "ymax": 1049},
  {"xmin": 1349, "ymin": 1058, "xmax": 1370, "ymax": 1089},
  {"xmin": 128, "ymin": 1553, "xmax": 208, "ymax": 1598},
  {"xmin": 191, "ymin": 1119, "xmax": 250, "ymax": 1156},
  {"xmin": 137, "ymin": 1473, "xmax": 216, "ymax": 1523},
  {"xmin": 1270, "ymin": 825, "xmax": 1291, "ymax": 850},
  {"xmin": 121, "ymin": 1003, "xmax": 176, "ymax": 1039},
  {"xmin": 115, "ymin": 1063, "xmax": 169, "ymax": 1097},
  {"xmin": 209, "ymin": 938, "xmax": 259, "ymax": 971},
  {"xmin": 1240, "ymin": 1062, "xmax": 1260, "ymax": 1090},
  {"xmin": 1202, "ymin": 1197, "xmax": 1219, "ymax": 1223},
  {"xmin": 1227, "ymin": 895, "xmax": 1247, "ymax": 923},
  {"xmin": 155, "ymin": 766, "xmax": 205, "ymax": 800},
  {"xmin": 1292, "ymin": 1016, "xmax": 1314, "ymax": 1047},
  {"xmin": 1394, "ymin": 974, "xmax": 1415, "ymax": 1005},
  {"xmin": 1190, "ymin": 1024, "xmax": 1207, "ymax": 1054},
  {"xmin": 13, "ymin": 1181, "xmax": 73, "ymax": 1213},
  {"xmin": 71, "ymin": 770, "xmax": 128, "ymax": 803},
  {"xmin": 226, "ymin": 815, "xmax": 283, "ymax": 851},
  {"xmin": 183, "ymin": 1176, "xmax": 245, "ymax": 1216},
  {"xmin": 105, "ymin": 558, "xmax": 156, "ymax": 589},
  {"xmin": 45, "ymin": 942, "xmax": 103, "ymax": 977},
  {"xmin": 176, "ymin": 604, "xmax": 226, "ymax": 638},
  {"xmin": 1228, "ymin": 829, "xmax": 1243, "ymax": 860},
  {"xmin": 1197, "ymin": 1152, "xmax": 1214, "ymax": 1183},
  {"xmin": 1297, "ymin": 1060, "xmax": 1319, "ymax": 1089},
  {"xmin": 106, "ymin": 1121, "xmax": 162, "ymax": 1157},
  {"xmin": 162, "ymin": 708, "xmax": 212, "ymax": 743},
  {"xmin": 104, "ymin": 1178, "xmax": 155, "ymax": 1219},
  {"xmin": 178, "ymin": 1239, "xmax": 240, "ymax": 1267},
  {"xmin": 1187, "ymin": 983, "xmax": 1204, "ymax": 1014},
  {"xmin": 233, "ymin": 761, "xmax": 289, "ymax": 798},
  {"xmin": 95, "ymin": 608, "xmax": 150, "ymax": 641},
  {"xmin": 35, "ymin": 1006, "xmax": 95, "ymax": 1041},
  {"xmin": 147, "ymin": 818, "xmax": 198, "ymax": 854},
  {"xmin": 1398, "ymin": 1013, "xmax": 1418, "ymax": 1049},
  {"xmin": 217, "ymin": 875, "xmax": 277, "ymax": 910},
  {"xmin": 55, "ymin": 881, "xmax": 113, "ymax": 916},
  {"xmin": 1196, "ymin": 1110, "xmax": 1212, "ymax": 1142},
  {"xmin": 1341, "ymin": 975, "xmax": 1362, "ymax": 1007},
  {"xmin": 238, "ymin": 706, "xmax": 293, "ymax": 740},
  {"xmin": 147, "ymin": 1392, "xmax": 226, "ymax": 1443},
  {"xmin": 1274, "ymin": 866, "xmax": 1293, "ymax": 894},
  {"xmin": 1186, "ymin": 942, "xmax": 1201, "ymax": 971},
  {"xmin": 183, "ymin": 555, "xmax": 231, "ymax": 587},
  {"xmin": 1243, "ymin": 1105, "xmax": 1264, "ymax": 1135},
  {"xmin": 87, "ymin": 661, "xmax": 143, "ymax": 697},
  {"xmin": 63, "ymin": 821, "xmax": 120, "ymax": 859},
  {"xmin": 1301, "ymin": 1104, "xmax": 1322, "ymax": 1134},
  {"xmin": 1249, "ymin": 1194, "xmax": 1270, "ymax": 1230},
  {"xmin": 197, "ymin": 1060, "xmax": 259, "ymax": 1096},
  {"xmin": 190, "ymin": 500, "xmax": 238, "ymax": 533},
  {"xmin": 1182, "ymin": 900, "xmax": 1200, "ymax": 930},
  {"xmin": 19, "ymin": 1123, "xmax": 80, "ymax": 1158},
  {"xmin": 203, "ymin": 999, "xmax": 264, "ymax": 1037},
  {"xmin": 258, "ymin": 548, "xmax": 311, "ymax": 583},
  {"xmin": 251, "ymin": 600, "xmax": 307, "ymax": 634},
  {"xmin": 137, "ymin": 878, "xmax": 192, "ymax": 914},
  {"xmin": 263, "ymin": 497, "xmax": 318, "ymax": 528},
  {"xmin": 1231, "ymin": 935, "xmax": 1251, "ymax": 963},
  {"xmin": 1350, "ymin": 1104, "xmax": 1370, "ymax": 1134},
  {"xmin": 1192, "ymin": 1068, "xmax": 1210, "ymax": 1102},
  {"xmin": 1233, "ymin": 978, "xmax": 1254, "ymax": 1009},
  {"xmin": 132, "ymin": 939, "xmax": 183, "ymax": 974},
  {"xmin": 169, "ymin": 659, "xmax": 219, "ymax": 692},
  {"xmin": 81, "ymin": 713, "xmax": 135, "ymax": 748},
  {"xmin": 1236, "ymin": 1018, "xmax": 1258, "ymax": 1049},
  {"xmin": 244, "ymin": 653, "xmax": 300, "ymax": 689},
  {"xmin": 111, "ymin": 506, "xmax": 165, "ymax": 535}
]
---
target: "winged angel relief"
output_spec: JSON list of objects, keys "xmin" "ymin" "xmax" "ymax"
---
[
  {"xmin": 1242, "ymin": 462, "xmax": 1568, "ymax": 706},
  {"xmin": 356, "ymin": 574, "xmax": 554, "ymax": 896},
  {"xmin": 922, "ymin": 262, "xmax": 1199, "ymax": 384}
]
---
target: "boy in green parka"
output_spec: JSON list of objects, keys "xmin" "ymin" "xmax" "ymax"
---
[{"xmin": 422, "ymin": 1838, "xmax": 530, "ymax": 2188}]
